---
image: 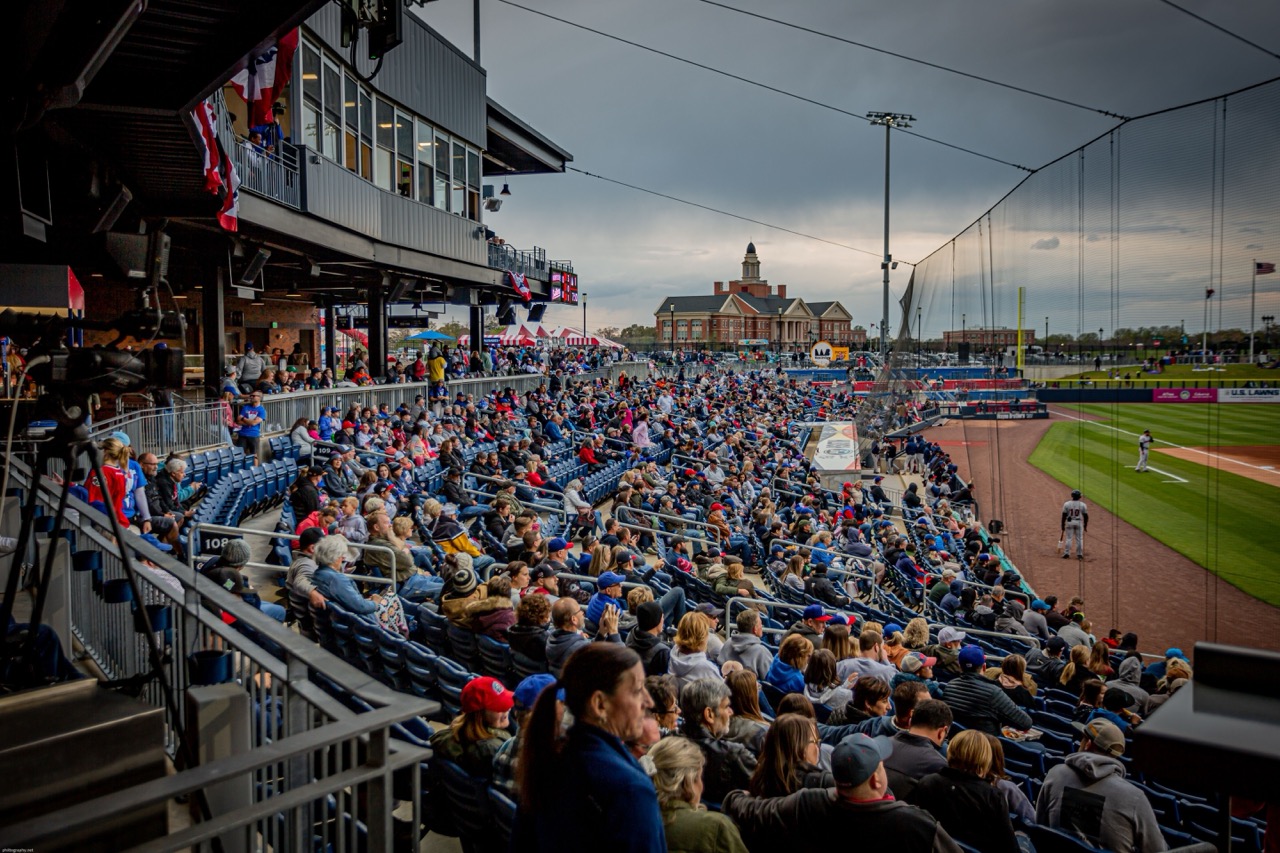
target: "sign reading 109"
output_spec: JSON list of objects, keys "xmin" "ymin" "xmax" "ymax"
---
[{"xmin": 809, "ymin": 339, "xmax": 834, "ymax": 366}]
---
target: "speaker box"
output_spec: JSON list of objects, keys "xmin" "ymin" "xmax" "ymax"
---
[
  {"xmin": 958, "ymin": 342, "xmax": 971, "ymax": 363},
  {"xmin": 526, "ymin": 303, "xmax": 546, "ymax": 323}
]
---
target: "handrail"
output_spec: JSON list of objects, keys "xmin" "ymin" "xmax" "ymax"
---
[
  {"xmin": 612, "ymin": 521, "xmax": 718, "ymax": 550},
  {"xmin": 467, "ymin": 470, "xmax": 566, "ymax": 501},
  {"xmin": 766, "ymin": 536, "xmax": 878, "ymax": 578},
  {"xmin": 188, "ymin": 522, "xmax": 399, "ymax": 592},
  {"xmin": 626, "ymin": 506, "xmax": 723, "ymax": 541},
  {"xmin": 460, "ymin": 485, "xmax": 568, "ymax": 519}
]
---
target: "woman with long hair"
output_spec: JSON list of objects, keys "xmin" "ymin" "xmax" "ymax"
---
[
  {"xmin": 1061, "ymin": 645, "xmax": 1096, "ymax": 695},
  {"xmin": 913, "ymin": 729, "xmax": 1021, "ymax": 853},
  {"xmin": 987, "ymin": 654, "xmax": 1035, "ymax": 708},
  {"xmin": 724, "ymin": 670, "xmax": 770, "ymax": 752},
  {"xmin": 1087, "ymin": 641, "xmax": 1115, "ymax": 679},
  {"xmin": 803, "ymin": 649, "xmax": 854, "ymax": 711},
  {"xmin": 779, "ymin": 554, "xmax": 806, "ymax": 591},
  {"xmin": 587, "ymin": 542, "xmax": 615, "ymax": 578},
  {"xmin": 983, "ymin": 733, "xmax": 1036, "ymax": 826},
  {"xmin": 643, "ymin": 737, "xmax": 748, "ymax": 853},
  {"xmin": 1074, "ymin": 679, "xmax": 1107, "ymax": 723},
  {"xmin": 746, "ymin": 714, "xmax": 833, "ymax": 798},
  {"xmin": 822, "ymin": 623, "xmax": 855, "ymax": 663},
  {"xmin": 428, "ymin": 675, "xmax": 514, "ymax": 778},
  {"xmin": 515, "ymin": 644, "xmax": 663, "ymax": 852}
]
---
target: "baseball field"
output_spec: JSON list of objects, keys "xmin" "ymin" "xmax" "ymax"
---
[{"xmin": 1028, "ymin": 402, "xmax": 1280, "ymax": 606}]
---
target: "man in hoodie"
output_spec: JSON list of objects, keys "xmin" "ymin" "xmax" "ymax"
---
[
  {"xmin": 626, "ymin": 601, "xmax": 671, "ymax": 676},
  {"xmin": 924, "ymin": 626, "xmax": 966, "ymax": 679},
  {"xmin": 718, "ymin": 609, "xmax": 774, "ymax": 681},
  {"xmin": 1037, "ymin": 719, "xmax": 1167, "ymax": 852},
  {"xmin": 1022, "ymin": 599, "xmax": 1053, "ymax": 641},
  {"xmin": 786, "ymin": 603, "xmax": 831, "ymax": 647},
  {"xmin": 544, "ymin": 596, "xmax": 620, "ymax": 678},
  {"xmin": 1107, "ymin": 655, "xmax": 1152, "ymax": 714}
]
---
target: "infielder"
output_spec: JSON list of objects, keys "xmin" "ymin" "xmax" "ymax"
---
[
  {"xmin": 1136, "ymin": 429, "xmax": 1152, "ymax": 472},
  {"xmin": 1061, "ymin": 489, "xmax": 1088, "ymax": 560}
]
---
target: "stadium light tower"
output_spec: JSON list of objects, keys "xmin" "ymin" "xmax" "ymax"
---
[{"xmin": 867, "ymin": 111, "xmax": 915, "ymax": 363}]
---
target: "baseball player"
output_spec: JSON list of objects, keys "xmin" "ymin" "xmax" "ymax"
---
[
  {"xmin": 1136, "ymin": 429, "xmax": 1152, "ymax": 472},
  {"xmin": 1061, "ymin": 489, "xmax": 1088, "ymax": 560}
]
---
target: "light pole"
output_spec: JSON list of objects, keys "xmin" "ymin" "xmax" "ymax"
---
[
  {"xmin": 581, "ymin": 291, "xmax": 588, "ymax": 342},
  {"xmin": 1045, "ymin": 316, "xmax": 1049, "ymax": 352},
  {"xmin": 1099, "ymin": 328, "xmax": 1105, "ymax": 366},
  {"xmin": 777, "ymin": 307, "xmax": 784, "ymax": 355},
  {"xmin": 961, "ymin": 313, "xmax": 966, "ymax": 361},
  {"xmin": 916, "ymin": 306, "xmax": 922, "ymax": 358},
  {"xmin": 868, "ymin": 111, "xmax": 915, "ymax": 363},
  {"xmin": 669, "ymin": 304, "xmax": 676, "ymax": 353}
]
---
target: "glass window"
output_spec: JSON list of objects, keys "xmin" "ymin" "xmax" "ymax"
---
[
  {"xmin": 302, "ymin": 43, "xmax": 321, "ymax": 105},
  {"xmin": 375, "ymin": 99, "xmax": 394, "ymax": 150},
  {"xmin": 434, "ymin": 133, "xmax": 450, "ymax": 211},
  {"xmin": 396, "ymin": 111, "xmax": 413, "ymax": 160},
  {"xmin": 302, "ymin": 104, "xmax": 320, "ymax": 151},
  {"xmin": 416, "ymin": 121, "xmax": 433, "ymax": 205},
  {"xmin": 467, "ymin": 149, "xmax": 480, "ymax": 189},
  {"xmin": 322, "ymin": 61, "xmax": 341, "ymax": 122},
  {"xmin": 323, "ymin": 119, "xmax": 339, "ymax": 161},
  {"xmin": 359, "ymin": 89, "xmax": 373, "ymax": 142},
  {"xmin": 451, "ymin": 141, "xmax": 465, "ymax": 215}
]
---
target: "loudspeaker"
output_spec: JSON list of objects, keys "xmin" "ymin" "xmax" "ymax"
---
[
  {"xmin": 237, "ymin": 248, "xmax": 270, "ymax": 286},
  {"xmin": 526, "ymin": 303, "xmax": 546, "ymax": 323},
  {"xmin": 495, "ymin": 300, "xmax": 516, "ymax": 326},
  {"xmin": 958, "ymin": 342, "xmax": 971, "ymax": 363},
  {"xmin": 90, "ymin": 183, "xmax": 133, "ymax": 234}
]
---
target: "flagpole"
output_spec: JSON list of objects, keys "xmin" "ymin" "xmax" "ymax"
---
[
  {"xmin": 1202, "ymin": 289, "xmax": 1209, "ymax": 367},
  {"xmin": 1250, "ymin": 259, "xmax": 1257, "ymax": 364}
]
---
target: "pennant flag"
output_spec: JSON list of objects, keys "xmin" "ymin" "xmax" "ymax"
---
[
  {"xmin": 1257, "ymin": 262, "xmax": 1276, "ymax": 275},
  {"xmin": 193, "ymin": 100, "xmax": 223, "ymax": 193},
  {"xmin": 230, "ymin": 29, "xmax": 300, "ymax": 127},
  {"xmin": 216, "ymin": 143, "xmax": 241, "ymax": 232},
  {"xmin": 507, "ymin": 269, "xmax": 532, "ymax": 302}
]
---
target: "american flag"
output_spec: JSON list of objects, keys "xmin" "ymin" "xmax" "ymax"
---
[{"xmin": 1257, "ymin": 262, "xmax": 1276, "ymax": 275}]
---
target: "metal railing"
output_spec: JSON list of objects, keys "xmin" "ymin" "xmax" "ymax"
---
[
  {"xmin": 89, "ymin": 400, "xmax": 229, "ymax": 459},
  {"xmin": 6, "ymin": 459, "xmax": 435, "ymax": 850},
  {"xmin": 187, "ymin": 522, "xmax": 399, "ymax": 593},
  {"xmin": 214, "ymin": 89, "xmax": 302, "ymax": 209},
  {"xmin": 84, "ymin": 361, "xmax": 648, "ymax": 457},
  {"xmin": 487, "ymin": 242, "xmax": 548, "ymax": 280}
]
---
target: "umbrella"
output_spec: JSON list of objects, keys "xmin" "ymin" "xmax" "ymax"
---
[{"xmin": 403, "ymin": 329, "xmax": 455, "ymax": 341}]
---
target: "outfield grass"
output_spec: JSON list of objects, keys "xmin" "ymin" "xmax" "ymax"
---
[
  {"xmin": 1057, "ymin": 363, "xmax": 1278, "ymax": 383},
  {"xmin": 1029, "ymin": 403, "xmax": 1280, "ymax": 606}
]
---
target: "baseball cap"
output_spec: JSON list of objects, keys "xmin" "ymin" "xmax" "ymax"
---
[
  {"xmin": 547, "ymin": 537, "xmax": 569, "ymax": 552},
  {"xmin": 829, "ymin": 613, "xmax": 849, "ymax": 626},
  {"xmin": 1102, "ymin": 690, "xmax": 1136, "ymax": 711},
  {"xmin": 636, "ymin": 601, "xmax": 664, "ymax": 632},
  {"xmin": 882, "ymin": 623, "xmax": 903, "ymax": 637},
  {"xmin": 297, "ymin": 527, "xmax": 326, "ymax": 550},
  {"xmin": 709, "ymin": 503, "xmax": 726, "ymax": 511},
  {"xmin": 802, "ymin": 603, "xmax": 831, "ymax": 622},
  {"xmin": 941, "ymin": 568, "xmax": 957, "ymax": 578},
  {"xmin": 110, "ymin": 430, "xmax": 132, "ymax": 447},
  {"xmin": 874, "ymin": 476, "xmax": 883, "ymax": 483},
  {"xmin": 461, "ymin": 676, "xmax": 515, "ymax": 714},
  {"xmin": 937, "ymin": 626, "xmax": 966, "ymax": 644},
  {"xmin": 831, "ymin": 733, "xmax": 893, "ymax": 787},
  {"xmin": 1031, "ymin": 599, "xmax": 1050, "ymax": 611},
  {"xmin": 695, "ymin": 602, "xmax": 724, "ymax": 619},
  {"xmin": 900, "ymin": 651, "xmax": 937, "ymax": 674},
  {"xmin": 513, "ymin": 674, "xmax": 563, "ymax": 710},
  {"xmin": 958, "ymin": 645, "xmax": 986, "ymax": 671},
  {"xmin": 597, "ymin": 571, "xmax": 626, "ymax": 588},
  {"xmin": 532, "ymin": 564, "xmax": 558, "ymax": 581},
  {"xmin": 1046, "ymin": 636, "xmax": 1068, "ymax": 653},
  {"xmin": 1074, "ymin": 718, "xmax": 1126, "ymax": 757}
]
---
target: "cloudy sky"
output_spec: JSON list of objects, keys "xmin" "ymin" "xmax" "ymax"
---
[{"xmin": 415, "ymin": 0, "xmax": 1280, "ymax": 336}]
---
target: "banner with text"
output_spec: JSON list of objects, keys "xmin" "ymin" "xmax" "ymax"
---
[
  {"xmin": 812, "ymin": 422, "xmax": 861, "ymax": 471},
  {"xmin": 1152, "ymin": 388, "xmax": 1217, "ymax": 403},
  {"xmin": 1218, "ymin": 387, "xmax": 1280, "ymax": 403}
]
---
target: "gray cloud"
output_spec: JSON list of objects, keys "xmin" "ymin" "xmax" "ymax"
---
[
  {"xmin": 412, "ymin": 0, "xmax": 1280, "ymax": 329},
  {"xmin": 1031, "ymin": 237, "xmax": 1060, "ymax": 250}
]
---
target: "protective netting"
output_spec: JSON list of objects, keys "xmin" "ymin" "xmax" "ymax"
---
[
  {"xmin": 874, "ymin": 77, "xmax": 1280, "ymax": 646},
  {"xmin": 905, "ymin": 76, "xmax": 1280, "ymax": 369}
]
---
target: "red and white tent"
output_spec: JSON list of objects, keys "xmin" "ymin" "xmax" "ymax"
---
[
  {"xmin": 459, "ymin": 322, "xmax": 546, "ymax": 347},
  {"xmin": 547, "ymin": 325, "xmax": 623, "ymax": 348}
]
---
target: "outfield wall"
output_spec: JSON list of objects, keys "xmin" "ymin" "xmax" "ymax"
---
[{"xmin": 1037, "ymin": 387, "xmax": 1280, "ymax": 404}]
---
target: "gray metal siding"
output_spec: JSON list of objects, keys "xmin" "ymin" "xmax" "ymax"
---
[
  {"xmin": 303, "ymin": 157, "xmax": 487, "ymax": 266},
  {"xmin": 305, "ymin": 5, "xmax": 487, "ymax": 147}
]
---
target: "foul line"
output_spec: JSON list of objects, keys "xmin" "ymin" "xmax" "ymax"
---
[{"xmin": 1049, "ymin": 408, "xmax": 1191, "ymax": 483}]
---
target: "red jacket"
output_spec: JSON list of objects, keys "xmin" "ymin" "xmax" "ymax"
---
[
  {"xmin": 579, "ymin": 445, "xmax": 600, "ymax": 465},
  {"xmin": 85, "ymin": 465, "xmax": 128, "ymax": 528}
]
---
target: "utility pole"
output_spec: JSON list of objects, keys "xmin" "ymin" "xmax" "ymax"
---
[{"xmin": 867, "ymin": 111, "xmax": 914, "ymax": 364}]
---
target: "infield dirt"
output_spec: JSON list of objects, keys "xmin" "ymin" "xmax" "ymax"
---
[{"xmin": 924, "ymin": 415, "xmax": 1280, "ymax": 655}]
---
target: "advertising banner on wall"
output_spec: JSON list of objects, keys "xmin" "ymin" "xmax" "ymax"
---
[
  {"xmin": 1218, "ymin": 387, "xmax": 1280, "ymax": 403},
  {"xmin": 812, "ymin": 422, "xmax": 861, "ymax": 471},
  {"xmin": 1152, "ymin": 388, "xmax": 1218, "ymax": 403}
]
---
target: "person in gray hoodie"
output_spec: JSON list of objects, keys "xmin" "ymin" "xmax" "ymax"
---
[
  {"xmin": 718, "ymin": 609, "xmax": 774, "ymax": 681},
  {"xmin": 1037, "ymin": 719, "xmax": 1168, "ymax": 853},
  {"xmin": 1107, "ymin": 654, "xmax": 1152, "ymax": 715},
  {"xmin": 545, "ymin": 597, "xmax": 621, "ymax": 678}
]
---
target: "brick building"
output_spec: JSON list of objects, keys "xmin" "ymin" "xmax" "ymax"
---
[
  {"xmin": 653, "ymin": 244, "xmax": 861, "ymax": 350},
  {"xmin": 942, "ymin": 328, "xmax": 1037, "ymax": 348}
]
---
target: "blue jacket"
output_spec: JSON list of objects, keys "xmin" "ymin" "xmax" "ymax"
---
[
  {"xmin": 585, "ymin": 590, "xmax": 622, "ymax": 626},
  {"xmin": 544, "ymin": 420, "xmax": 564, "ymax": 441},
  {"xmin": 312, "ymin": 567, "xmax": 377, "ymax": 615},
  {"xmin": 763, "ymin": 657, "xmax": 805, "ymax": 695},
  {"xmin": 513, "ymin": 723, "xmax": 665, "ymax": 853}
]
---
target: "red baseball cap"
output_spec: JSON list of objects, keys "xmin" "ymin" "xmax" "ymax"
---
[
  {"xmin": 709, "ymin": 503, "xmax": 726, "ymax": 511},
  {"xmin": 461, "ymin": 676, "xmax": 514, "ymax": 714},
  {"xmin": 342, "ymin": 420, "xmax": 355, "ymax": 429}
]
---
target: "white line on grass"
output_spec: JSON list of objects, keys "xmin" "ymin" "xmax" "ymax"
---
[{"xmin": 1048, "ymin": 408, "xmax": 1209, "ymax": 484}]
